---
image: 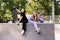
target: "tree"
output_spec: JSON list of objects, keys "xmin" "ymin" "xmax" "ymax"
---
[
  {"xmin": 26, "ymin": 0, "xmax": 52, "ymax": 15},
  {"xmin": 0, "ymin": 0, "xmax": 28, "ymax": 22},
  {"xmin": 1, "ymin": 0, "xmax": 59, "ymax": 22},
  {"xmin": 54, "ymin": 0, "xmax": 60, "ymax": 15}
]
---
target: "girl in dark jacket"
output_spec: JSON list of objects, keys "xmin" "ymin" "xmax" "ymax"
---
[{"xmin": 16, "ymin": 8, "xmax": 28, "ymax": 35}]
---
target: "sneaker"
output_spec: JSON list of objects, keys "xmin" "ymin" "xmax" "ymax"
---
[
  {"xmin": 36, "ymin": 28, "xmax": 40, "ymax": 34},
  {"xmin": 21, "ymin": 30, "xmax": 25, "ymax": 35}
]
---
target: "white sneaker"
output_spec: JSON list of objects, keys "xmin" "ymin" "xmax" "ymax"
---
[
  {"xmin": 36, "ymin": 28, "xmax": 40, "ymax": 33},
  {"xmin": 21, "ymin": 30, "xmax": 25, "ymax": 35}
]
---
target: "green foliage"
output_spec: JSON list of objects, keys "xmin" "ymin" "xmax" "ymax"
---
[
  {"xmin": 0, "ymin": 0, "xmax": 60, "ymax": 22},
  {"xmin": 18, "ymin": 0, "xmax": 28, "ymax": 8},
  {"xmin": 54, "ymin": 0, "xmax": 60, "ymax": 15},
  {"xmin": 26, "ymin": 0, "xmax": 52, "ymax": 15}
]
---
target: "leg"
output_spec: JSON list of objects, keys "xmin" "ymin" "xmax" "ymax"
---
[
  {"xmin": 29, "ymin": 21, "xmax": 38, "ymax": 31},
  {"xmin": 33, "ymin": 22, "xmax": 39, "ymax": 31},
  {"xmin": 22, "ymin": 20, "xmax": 28, "ymax": 31},
  {"xmin": 21, "ymin": 23, "xmax": 26, "ymax": 35},
  {"xmin": 21, "ymin": 20, "xmax": 28, "ymax": 35},
  {"xmin": 22, "ymin": 23, "xmax": 26, "ymax": 31}
]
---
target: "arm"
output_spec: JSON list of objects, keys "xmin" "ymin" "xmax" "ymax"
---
[
  {"xmin": 17, "ymin": 16, "xmax": 23, "ymax": 24},
  {"xmin": 16, "ymin": 9, "xmax": 21, "ymax": 13},
  {"xmin": 18, "ymin": 16, "xmax": 23, "ymax": 22},
  {"xmin": 39, "ymin": 16, "xmax": 44, "ymax": 23},
  {"xmin": 28, "ymin": 15, "xmax": 34, "ymax": 21}
]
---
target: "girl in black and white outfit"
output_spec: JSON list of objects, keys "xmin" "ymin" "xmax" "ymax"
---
[{"xmin": 16, "ymin": 8, "xmax": 28, "ymax": 35}]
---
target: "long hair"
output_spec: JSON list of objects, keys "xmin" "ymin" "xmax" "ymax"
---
[
  {"xmin": 21, "ymin": 8, "xmax": 26, "ymax": 14},
  {"xmin": 33, "ymin": 11, "xmax": 38, "ymax": 19}
]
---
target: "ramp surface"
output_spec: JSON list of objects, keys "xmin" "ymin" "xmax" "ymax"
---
[{"xmin": 0, "ymin": 23, "xmax": 54, "ymax": 40}]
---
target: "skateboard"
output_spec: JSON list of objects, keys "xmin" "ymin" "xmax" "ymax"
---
[{"xmin": 12, "ymin": 8, "xmax": 18, "ymax": 23}]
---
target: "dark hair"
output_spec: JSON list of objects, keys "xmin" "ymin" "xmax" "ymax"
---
[{"xmin": 21, "ymin": 8, "xmax": 26, "ymax": 14}]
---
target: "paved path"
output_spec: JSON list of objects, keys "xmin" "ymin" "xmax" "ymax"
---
[{"xmin": 0, "ymin": 23, "xmax": 54, "ymax": 40}]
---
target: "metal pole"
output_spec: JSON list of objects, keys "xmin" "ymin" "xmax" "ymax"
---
[{"xmin": 52, "ymin": 0, "xmax": 55, "ymax": 23}]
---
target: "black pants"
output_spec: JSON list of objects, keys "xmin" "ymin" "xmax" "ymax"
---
[
  {"xmin": 20, "ymin": 20, "xmax": 28, "ymax": 31},
  {"xmin": 22, "ymin": 23, "xmax": 26, "ymax": 31}
]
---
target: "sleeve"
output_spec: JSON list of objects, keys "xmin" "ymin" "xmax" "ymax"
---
[
  {"xmin": 39, "ymin": 17, "xmax": 44, "ymax": 23},
  {"xmin": 28, "ymin": 15, "xmax": 33, "ymax": 21}
]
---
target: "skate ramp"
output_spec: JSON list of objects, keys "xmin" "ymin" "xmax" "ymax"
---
[{"xmin": 0, "ymin": 23, "xmax": 54, "ymax": 40}]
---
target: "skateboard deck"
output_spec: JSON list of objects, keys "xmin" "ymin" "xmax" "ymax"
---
[{"xmin": 12, "ymin": 8, "xmax": 18, "ymax": 23}]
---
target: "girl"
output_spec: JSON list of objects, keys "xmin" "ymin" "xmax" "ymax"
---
[
  {"xmin": 16, "ymin": 8, "xmax": 28, "ymax": 35},
  {"xmin": 28, "ymin": 10, "xmax": 41, "ymax": 34}
]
